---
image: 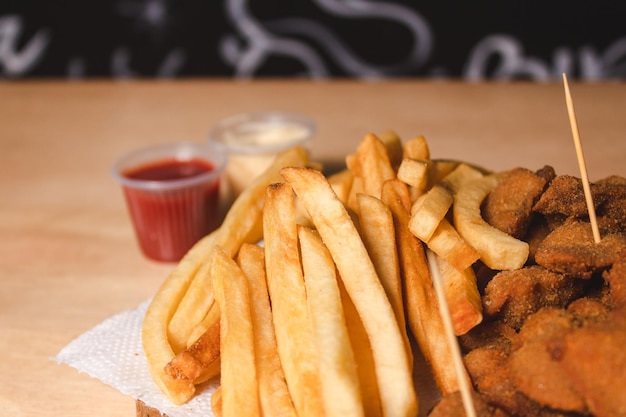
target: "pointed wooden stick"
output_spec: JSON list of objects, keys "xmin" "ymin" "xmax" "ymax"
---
[
  {"xmin": 426, "ymin": 249, "xmax": 477, "ymax": 417},
  {"xmin": 562, "ymin": 73, "xmax": 601, "ymax": 243}
]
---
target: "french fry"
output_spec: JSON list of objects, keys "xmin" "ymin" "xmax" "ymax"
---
[
  {"xmin": 237, "ymin": 243, "xmax": 297, "ymax": 417},
  {"xmin": 426, "ymin": 218, "xmax": 480, "ymax": 273},
  {"xmin": 425, "ymin": 249, "xmax": 478, "ymax": 417},
  {"xmin": 346, "ymin": 175, "xmax": 364, "ymax": 215},
  {"xmin": 299, "ymin": 226, "xmax": 365, "ymax": 417},
  {"xmin": 402, "ymin": 135, "xmax": 430, "ymax": 160},
  {"xmin": 380, "ymin": 179, "xmax": 470, "ymax": 396},
  {"xmin": 377, "ymin": 129, "xmax": 404, "ymax": 168},
  {"xmin": 142, "ymin": 232, "xmax": 218, "ymax": 404},
  {"xmin": 397, "ymin": 158, "xmax": 430, "ymax": 192},
  {"xmin": 453, "ymin": 173, "xmax": 529, "ymax": 270},
  {"xmin": 429, "ymin": 160, "xmax": 460, "ymax": 184},
  {"xmin": 339, "ymin": 277, "xmax": 383, "ymax": 417},
  {"xmin": 211, "ymin": 386, "xmax": 222, "ymax": 417},
  {"xmin": 328, "ymin": 168, "xmax": 354, "ymax": 205},
  {"xmin": 438, "ymin": 163, "xmax": 485, "ymax": 194},
  {"xmin": 263, "ymin": 181, "xmax": 325, "ymax": 417},
  {"xmin": 356, "ymin": 193, "xmax": 410, "ymax": 357},
  {"xmin": 142, "ymin": 146, "xmax": 309, "ymax": 404},
  {"xmin": 209, "ymin": 246, "xmax": 260, "ymax": 417},
  {"xmin": 282, "ymin": 167, "xmax": 417, "ymax": 417},
  {"xmin": 167, "ymin": 260, "xmax": 215, "ymax": 352},
  {"xmin": 185, "ymin": 302, "xmax": 220, "ymax": 348},
  {"xmin": 408, "ymin": 163, "xmax": 484, "ymax": 271},
  {"xmin": 408, "ymin": 185, "xmax": 454, "ymax": 242},
  {"xmin": 432, "ymin": 253, "xmax": 482, "ymax": 335},
  {"xmin": 164, "ymin": 319, "xmax": 221, "ymax": 383},
  {"xmin": 353, "ymin": 133, "xmax": 396, "ymax": 198}
]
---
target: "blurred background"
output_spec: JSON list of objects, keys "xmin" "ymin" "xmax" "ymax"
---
[{"xmin": 2, "ymin": 0, "xmax": 626, "ymax": 81}]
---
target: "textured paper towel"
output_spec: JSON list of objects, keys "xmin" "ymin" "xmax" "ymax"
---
[{"xmin": 54, "ymin": 300, "xmax": 217, "ymax": 417}]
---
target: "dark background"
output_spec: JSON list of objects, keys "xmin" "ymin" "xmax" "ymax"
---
[{"xmin": 2, "ymin": 0, "xmax": 625, "ymax": 80}]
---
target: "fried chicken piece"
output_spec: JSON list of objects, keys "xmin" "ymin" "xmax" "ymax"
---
[
  {"xmin": 507, "ymin": 255, "xmax": 626, "ymax": 417},
  {"xmin": 604, "ymin": 249, "xmax": 626, "ymax": 307},
  {"xmin": 482, "ymin": 167, "xmax": 549, "ymax": 239},
  {"xmin": 533, "ymin": 175, "xmax": 588, "ymax": 218},
  {"xmin": 523, "ymin": 215, "xmax": 552, "ymax": 264},
  {"xmin": 459, "ymin": 321, "xmax": 518, "ymax": 353},
  {"xmin": 566, "ymin": 297, "xmax": 610, "ymax": 322},
  {"xmin": 535, "ymin": 220, "xmax": 626, "ymax": 278},
  {"xmin": 465, "ymin": 346, "xmax": 547, "ymax": 416},
  {"xmin": 595, "ymin": 176, "xmax": 626, "ymax": 234},
  {"xmin": 559, "ymin": 312, "xmax": 626, "ymax": 417},
  {"xmin": 557, "ymin": 252, "xmax": 626, "ymax": 417},
  {"xmin": 482, "ymin": 266, "xmax": 584, "ymax": 329},
  {"xmin": 533, "ymin": 175, "xmax": 603, "ymax": 218},
  {"xmin": 534, "ymin": 165, "xmax": 557, "ymax": 184},
  {"xmin": 510, "ymin": 306, "xmax": 626, "ymax": 417},
  {"xmin": 533, "ymin": 174, "xmax": 626, "ymax": 235},
  {"xmin": 508, "ymin": 308, "xmax": 586, "ymax": 413},
  {"xmin": 428, "ymin": 390, "xmax": 511, "ymax": 417}
]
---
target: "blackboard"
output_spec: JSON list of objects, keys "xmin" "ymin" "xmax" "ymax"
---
[{"xmin": 2, "ymin": 0, "xmax": 625, "ymax": 80}]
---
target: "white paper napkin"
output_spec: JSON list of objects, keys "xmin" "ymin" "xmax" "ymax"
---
[{"xmin": 54, "ymin": 300, "xmax": 217, "ymax": 417}]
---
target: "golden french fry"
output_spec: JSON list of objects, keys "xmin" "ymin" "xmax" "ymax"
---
[
  {"xmin": 453, "ymin": 173, "xmax": 529, "ymax": 270},
  {"xmin": 167, "ymin": 261, "xmax": 215, "ymax": 352},
  {"xmin": 409, "ymin": 163, "xmax": 485, "ymax": 270},
  {"xmin": 353, "ymin": 133, "xmax": 396, "ymax": 198},
  {"xmin": 438, "ymin": 163, "xmax": 485, "ymax": 194},
  {"xmin": 377, "ymin": 129, "xmax": 404, "ymax": 168},
  {"xmin": 381, "ymin": 179, "xmax": 470, "ymax": 396},
  {"xmin": 426, "ymin": 218, "xmax": 479, "ymax": 273},
  {"xmin": 185, "ymin": 302, "xmax": 220, "ymax": 348},
  {"xmin": 142, "ymin": 232, "xmax": 218, "ymax": 404},
  {"xmin": 346, "ymin": 175, "xmax": 364, "ymax": 215},
  {"xmin": 164, "ymin": 318, "xmax": 221, "ymax": 384},
  {"xmin": 433, "ymin": 253, "xmax": 482, "ymax": 335},
  {"xmin": 142, "ymin": 146, "xmax": 309, "ymax": 405},
  {"xmin": 210, "ymin": 246, "xmax": 259, "ymax": 417},
  {"xmin": 397, "ymin": 158, "xmax": 430, "ymax": 192},
  {"xmin": 263, "ymin": 181, "xmax": 325, "ymax": 417},
  {"xmin": 409, "ymin": 185, "xmax": 454, "ymax": 242},
  {"xmin": 425, "ymin": 160, "xmax": 485, "ymax": 194},
  {"xmin": 211, "ymin": 386, "xmax": 223, "ymax": 417},
  {"xmin": 429, "ymin": 160, "xmax": 460, "ymax": 184},
  {"xmin": 282, "ymin": 167, "xmax": 417, "ymax": 417},
  {"xmin": 339, "ymin": 277, "xmax": 383, "ymax": 417},
  {"xmin": 402, "ymin": 135, "xmax": 430, "ymax": 160},
  {"xmin": 237, "ymin": 243, "xmax": 297, "ymax": 417},
  {"xmin": 356, "ymin": 193, "xmax": 409, "ymax": 354},
  {"xmin": 328, "ymin": 168, "xmax": 354, "ymax": 205},
  {"xmin": 299, "ymin": 226, "xmax": 365, "ymax": 417}
]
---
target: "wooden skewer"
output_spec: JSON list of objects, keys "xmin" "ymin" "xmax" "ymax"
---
[
  {"xmin": 426, "ymin": 249, "xmax": 477, "ymax": 417},
  {"xmin": 562, "ymin": 73, "xmax": 601, "ymax": 243}
]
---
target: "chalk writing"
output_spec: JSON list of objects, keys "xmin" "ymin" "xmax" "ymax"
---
[
  {"xmin": 0, "ymin": 2, "xmax": 624, "ymax": 80},
  {"xmin": 0, "ymin": 15, "xmax": 49, "ymax": 77},
  {"xmin": 464, "ymin": 34, "xmax": 626, "ymax": 81}
]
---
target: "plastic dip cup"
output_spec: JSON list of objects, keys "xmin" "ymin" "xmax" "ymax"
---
[
  {"xmin": 209, "ymin": 111, "xmax": 315, "ymax": 200},
  {"xmin": 112, "ymin": 142, "xmax": 226, "ymax": 262}
]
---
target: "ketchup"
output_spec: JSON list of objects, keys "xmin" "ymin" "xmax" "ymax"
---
[
  {"xmin": 121, "ymin": 158, "xmax": 220, "ymax": 262},
  {"xmin": 123, "ymin": 158, "xmax": 213, "ymax": 182}
]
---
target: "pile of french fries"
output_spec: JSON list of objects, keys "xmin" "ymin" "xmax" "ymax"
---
[{"xmin": 141, "ymin": 131, "xmax": 530, "ymax": 417}]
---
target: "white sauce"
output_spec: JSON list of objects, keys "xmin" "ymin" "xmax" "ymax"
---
[{"xmin": 221, "ymin": 121, "xmax": 310, "ymax": 148}]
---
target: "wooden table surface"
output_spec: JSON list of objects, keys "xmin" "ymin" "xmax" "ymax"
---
[{"xmin": 1, "ymin": 79, "xmax": 625, "ymax": 417}]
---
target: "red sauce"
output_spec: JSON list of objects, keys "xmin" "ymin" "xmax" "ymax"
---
[
  {"xmin": 121, "ymin": 158, "xmax": 221, "ymax": 262},
  {"xmin": 123, "ymin": 158, "xmax": 214, "ymax": 182}
]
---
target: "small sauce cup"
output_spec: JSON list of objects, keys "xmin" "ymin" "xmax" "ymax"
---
[
  {"xmin": 209, "ymin": 111, "xmax": 316, "ymax": 201},
  {"xmin": 112, "ymin": 142, "xmax": 226, "ymax": 262}
]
